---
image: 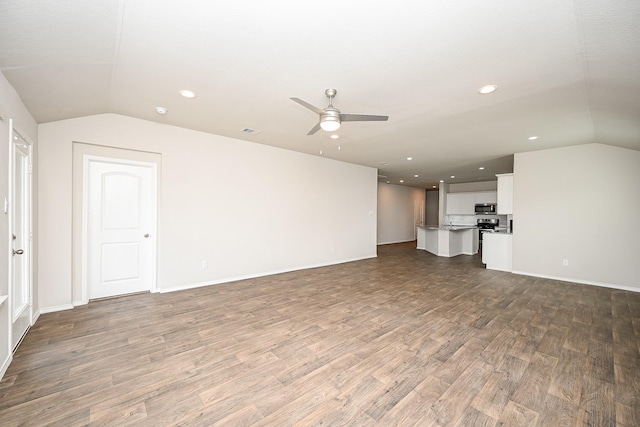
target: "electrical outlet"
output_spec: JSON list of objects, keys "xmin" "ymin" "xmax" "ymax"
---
[
  {"xmin": 202, "ymin": 261, "xmax": 208, "ymax": 269},
  {"xmin": 562, "ymin": 259, "xmax": 569, "ymax": 267}
]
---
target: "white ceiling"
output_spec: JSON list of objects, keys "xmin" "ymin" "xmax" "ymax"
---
[{"xmin": 1, "ymin": 0, "xmax": 639, "ymax": 188}]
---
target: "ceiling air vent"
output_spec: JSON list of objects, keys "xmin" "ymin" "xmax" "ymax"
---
[{"xmin": 241, "ymin": 127, "xmax": 261, "ymax": 135}]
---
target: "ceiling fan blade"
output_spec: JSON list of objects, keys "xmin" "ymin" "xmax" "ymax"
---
[
  {"xmin": 340, "ymin": 113, "xmax": 389, "ymax": 122},
  {"xmin": 290, "ymin": 97, "xmax": 324, "ymax": 115},
  {"xmin": 307, "ymin": 122, "xmax": 321, "ymax": 135}
]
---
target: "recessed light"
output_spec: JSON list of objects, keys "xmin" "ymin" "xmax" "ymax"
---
[
  {"xmin": 478, "ymin": 85, "xmax": 498, "ymax": 94},
  {"xmin": 479, "ymin": 167, "xmax": 485, "ymax": 170},
  {"xmin": 400, "ymin": 180, "xmax": 404, "ymax": 183},
  {"xmin": 528, "ymin": 136, "xmax": 538, "ymax": 140},
  {"xmin": 155, "ymin": 106, "xmax": 167, "ymax": 115},
  {"xmin": 379, "ymin": 162, "xmax": 390, "ymax": 166},
  {"xmin": 450, "ymin": 175, "xmax": 455, "ymax": 179},
  {"xmin": 432, "ymin": 185, "xmax": 436, "ymax": 188},
  {"xmin": 330, "ymin": 134, "xmax": 339, "ymax": 139},
  {"xmin": 406, "ymin": 157, "xmax": 413, "ymax": 161},
  {"xmin": 439, "ymin": 180, "xmax": 444, "ymax": 183},
  {"xmin": 414, "ymin": 174, "xmax": 419, "ymax": 178},
  {"xmin": 179, "ymin": 89, "xmax": 196, "ymax": 98}
]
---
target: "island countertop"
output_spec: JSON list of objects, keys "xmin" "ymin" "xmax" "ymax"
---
[{"xmin": 424, "ymin": 225, "xmax": 477, "ymax": 231}]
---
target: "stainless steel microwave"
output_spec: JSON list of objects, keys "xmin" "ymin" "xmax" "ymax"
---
[{"xmin": 475, "ymin": 203, "xmax": 497, "ymax": 214}]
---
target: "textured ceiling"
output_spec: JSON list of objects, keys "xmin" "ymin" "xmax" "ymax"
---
[{"xmin": 1, "ymin": 0, "xmax": 639, "ymax": 188}]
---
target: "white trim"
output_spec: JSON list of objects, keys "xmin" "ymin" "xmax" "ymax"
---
[
  {"xmin": 80, "ymin": 158, "xmax": 89, "ymax": 304},
  {"xmin": 38, "ymin": 304, "xmax": 75, "ymax": 314},
  {"xmin": 378, "ymin": 239, "xmax": 416, "ymax": 246},
  {"xmin": 6, "ymin": 119, "xmax": 13, "ymax": 359},
  {"xmin": 511, "ymin": 270, "xmax": 640, "ymax": 293},
  {"xmin": 12, "ymin": 304, "xmax": 28, "ymax": 323},
  {"xmin": 2, "ymin": 112, "xmax": 9, "ymax": 379},
  {"xmin": 81, "ymin": 155, "xmax": 158, "ymax": 303},
  {"xmin": 8, "ymin": 121, "xmax": 34, "ymax": 351},
  {"xmin": 0, "ymin": 354, "xmax": 12, "ymax": 380},
  {"xmin": 31, "ymin": 309, "xmax": 40, "ymax": 325},
  {"xmin": 432, "ymin": 250, "xmax": 477, "ymax": 257},
  {"xmin": 160, "ymin": 255, "xmax": 378, "ymax": 294}
]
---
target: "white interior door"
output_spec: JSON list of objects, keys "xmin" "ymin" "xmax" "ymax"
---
[
  {"xmin": 86, "ymin": 158, "xmax": 157, "ymax": 300},
  {"xmin": 10, "ymin": 128, "xmax": 32, "ymax": 350}
]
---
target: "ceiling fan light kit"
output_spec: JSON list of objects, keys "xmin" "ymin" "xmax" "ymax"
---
[
  {"xmin": 291, "ymin": 88, "xmax": 388, "ymax": 135},
  {"xmin": 320, "ymin": 114, "xmax": 341, "ymax": 132}
]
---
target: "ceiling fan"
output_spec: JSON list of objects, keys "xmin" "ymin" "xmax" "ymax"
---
[{"xmin": 291, "ymin": 89, "xmax": 389, "ymax": 135}]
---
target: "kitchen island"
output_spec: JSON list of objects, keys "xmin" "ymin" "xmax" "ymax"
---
[{"xmin": 417, "ymin": 226, "xmax": 479, "ymax": 257}]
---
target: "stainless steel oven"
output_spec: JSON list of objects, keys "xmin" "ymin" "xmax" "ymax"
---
[{"xmin": 477, "ymin": 218, "xmax": 499, "ymax": 244}]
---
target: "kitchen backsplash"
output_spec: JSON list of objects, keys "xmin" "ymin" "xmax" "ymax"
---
[{"xmin": 445, "ymin": 214, "xmax": 507, "ymax": 226}]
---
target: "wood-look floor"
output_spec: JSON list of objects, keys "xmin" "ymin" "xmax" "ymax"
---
[{"xmin": 1, "ymin": 242, "xmax": 639, "ymax": 426}]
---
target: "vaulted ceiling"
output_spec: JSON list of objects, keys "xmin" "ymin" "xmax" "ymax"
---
[{"xmin": 1, "ymin": 1, "xmax": 639, "ymax": 188}]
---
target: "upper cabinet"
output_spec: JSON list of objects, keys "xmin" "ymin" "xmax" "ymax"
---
[
  {"xmin": 496, "ymin": 173, "xmax": 513, "ymax": 214},
  {"xmin": 446, "ymin": 191, "xmax": 497, "ymax": 215},
  {"xmin": 475, "ymin": 191, "xmax": 497, "ymax": 204},
  {"xmin": 446, "ymin": 193, "xmax": 473, "ymax": 214}
]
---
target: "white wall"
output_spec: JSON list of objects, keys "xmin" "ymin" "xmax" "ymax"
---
[
  {"xmin": 377, "ymin": 183, "xmax": 425, "ymax": 244},
  {"xmin": 38, "ymin": 114, "xmax": 378, "ymax": 311},
  {"xmin": 513, "ymin": 143, "xmax": 640, "ymax": 291},
  {"xmin": 0, "ymin": 73, "xmax": 38, "ymax": 378}
]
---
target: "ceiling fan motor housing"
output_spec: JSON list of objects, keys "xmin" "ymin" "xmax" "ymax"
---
[{"xmin": 321, "ymin": 108, "xmax": 341, "ymax": 131}]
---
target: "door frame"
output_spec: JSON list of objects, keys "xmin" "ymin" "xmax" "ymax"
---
[
  {"xmin": 8, "ymin": 122, "xmax": 33, "ymax": 349},
  {"xmin": 79, "ymin": 154, "xmax": 158, "ymax": 304}
]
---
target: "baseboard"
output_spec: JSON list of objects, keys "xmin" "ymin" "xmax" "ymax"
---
[
  {"xmin": 32, "ymin": 309, "xmax": 40, "ymax": 325},
  {"xmin": 378, "ymin": 239, "xmax": 416, "ymax": 245},
  {"xmin": 423, "ymin": 250, "xmax": 477, "ymax": 258},
  {"xmin": 39, "ymin": 304, "xmax": 75, "ymax": 314},
  {"xmin": 511, "ymin": 270, "xmax": 640, "ymax": 293},
  {"xmin": 160, "ymin": 254, "xmax": 378, "ymax": 294},
  {"xmin": 0, "ymin": 354, "xmax": 12, "ymax": 381}
]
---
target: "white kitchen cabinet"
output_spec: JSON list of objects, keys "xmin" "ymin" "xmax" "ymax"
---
[
  {"xmin": 446, "ymin": 192, "xmax": 475, "ymax": 214},
  {"xmin": 475, "ymin": 191, "xmax": 497, "ymax": 204},
  {"xmin": 447, "ymin": 191, "xmax": 496, "ymax": 214},
  {"xmin": 496, "ymin": 173, "xmax": 513, "ymax": 214},
  {"xmin": 446, "ymin": 192, "xmax": 476, "ymax": 215},
  {"xmin": 445, "ymin": 193, "xmax": 463, "ymax": 215},
  {"xmin": 482, "ymin": 233, "xmax": 512, "ymax": 272},
  {"xmin": 459, "ymin": 193, "xmax": 476, "ymax": 214}
]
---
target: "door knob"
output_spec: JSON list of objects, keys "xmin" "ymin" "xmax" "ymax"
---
[
  {"xmin": 144, "ymin": 233, "xmax": 150, "ymax": 238},
  {"xmin": 13, "ymin": 249, "xmax": 24, "ymax": 255}
]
